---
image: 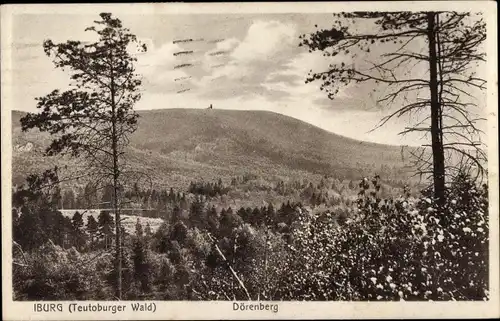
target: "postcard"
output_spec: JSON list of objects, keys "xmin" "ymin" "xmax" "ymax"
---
[{"xmin": 1, "ymin": 2, "xmax": 498, "ymax": 320}]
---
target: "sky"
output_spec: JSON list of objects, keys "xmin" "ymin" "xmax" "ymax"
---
[{"xmin": 4, "ymin": 11, "xmax": 488, "ymax": 146}]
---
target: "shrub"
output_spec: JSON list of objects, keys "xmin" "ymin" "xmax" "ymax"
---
[
  {"xmin": 13, "ymin": 242, "xmax": 114, "ymax": 300},
  {"xmin": 278, "ymin": 173, "xmax": 489, "ymax": 301}
]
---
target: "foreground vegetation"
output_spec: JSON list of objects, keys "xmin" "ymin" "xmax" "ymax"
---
[
  {"xmin": 12, "ymin": 172, "xmax": 488, "ymax": 301},
  {"xmin": 10, "ymin": 11, "xmax": 489, "ymax": 302}
]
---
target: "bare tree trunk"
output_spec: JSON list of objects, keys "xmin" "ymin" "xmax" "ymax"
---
[
  {"xmin": 207, "ymin": 233, "xmax": 251, "ymax": 300},
  {"xmin": 112, "ymin": 131, "xmax": 122, "ymax": 300},
  {"xmin": 110, "ymin": 60, "xmax": 122, "ymax": 300},
  {"xmin": 427, "ymin": 12, "xmax": 446, "ymax": 209}
]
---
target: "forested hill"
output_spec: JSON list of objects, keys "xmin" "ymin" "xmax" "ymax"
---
[{"xmin": 12, "ymin": 108, "xmax": 412, "ymax": 188}]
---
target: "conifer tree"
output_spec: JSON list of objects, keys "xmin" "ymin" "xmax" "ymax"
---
[
  {"xmin": 132, "ymin": 219, "xmax": 150, "ymax": 292},
  {"xmin": 20, "ymin": 13, "xmax": 146, "ymax": 298},
  {"xmin": 98, "ymin": 210, "xmax": 115, "ymax": 250},
  {"xmin": 301, "ymin": 12, "xmax": 486, "ymax": 210},
  {"xmin": 72, "ymin": 211, "xmax": 84, "ymax": 231},
  {"xmin": 71, "ymin": 211, "xmax": 86, "ymax": 250},
  {"xmin": 86, "ymin": 215, "xmax": 99, "ymax": 248}
]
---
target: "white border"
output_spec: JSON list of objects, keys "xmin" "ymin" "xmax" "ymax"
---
[{"xmin": 2, "ymin": 2, "xmax": 499, "ymax": 320}]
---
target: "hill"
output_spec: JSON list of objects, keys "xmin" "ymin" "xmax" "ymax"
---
[{"xmin": 11, "ymin": 108, "xmax": 412, "ymax": 188}]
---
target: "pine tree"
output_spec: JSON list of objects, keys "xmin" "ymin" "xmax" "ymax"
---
[
  {"xmin": 301, "ymin": 12, "xmax": 486, "ymax": 209},
  {"xmin": 250, "ymin": 207, "xmax": 262, "ymax": 227},
  {"xmin": 71, "ymin": 211, "xmax": 86, "ymax": 250},
  {"xmin": 20, "ymin": 13, "xmax": 146, "ymax": 298},
  {"xmin": 132, "ymin": 235, "xmax": 149, "ymax": 293},
  {"xmin": 170, "ymin": 221, "xmax": 188, "ymax": 246},
  {"xmin": 207, "ymin": 205, "xmax": 219, "ymax": 235},
  {"xmin": 189, "ymin": 197, "xmax": 206, "ymax": 230},
  {"xmin": 154, "ymin": 221, "xmax": 170, "ymax": 254},
  {"xmin": 98, "ymin": 210, "xmax": 115, "ymax": 250},
  {"xmin": 72, "ymin": 211, "xmax": 85, "ymax": 231},
  {"xmin": 168, "ymin": 240, "xmax": 183, "ymax": 266},
  {"xmin": 86, "ymin": 215, "xmax": 99, "ymax": 248},
  {"xmin": 132, "ymin": 218, "xmax": 150, "ymax": 292}
]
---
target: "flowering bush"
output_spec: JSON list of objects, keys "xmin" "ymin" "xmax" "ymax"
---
[{"xmin": 279, "ymin": 173, "xmax": 489, "ymax": 301}]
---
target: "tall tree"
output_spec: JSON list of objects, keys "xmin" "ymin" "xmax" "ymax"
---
[
  {"xmin": 86, "ymin": 215, "xmax": 99, "ymax": 248},
  {"xmin": 20, "ymin": 13, "xmax": 146, "ymax": 298},
  {"xmin": 189, "ymin": 197, "xmax": 206, "ymax": 230},
  {"xmin": 72, "ymin": 211, "xmax": 85, "ymax": 231},
  {"xmin": 132, "ymin": 219, "xmax": 150, "ymax": 292},
  {"xmin": 301, "ymin": 12, "xmax": 486, "ymax": 210},
  {"xmin": 71, "ymin": 211, "xmax": 86, "ymax": 250},
  {"xmin": 98, "ymin": 210, "xmax": 115, "ymax": 250}
]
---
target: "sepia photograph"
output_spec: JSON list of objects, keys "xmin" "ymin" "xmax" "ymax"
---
[{"xmin": 1, "ymin": 2, "xmax": 498, "ymax": 320}]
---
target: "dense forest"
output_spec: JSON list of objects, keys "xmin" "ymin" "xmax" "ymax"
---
[{"xmin": 12, "ymin": 172, "xmax": 489, "ymax": 300}]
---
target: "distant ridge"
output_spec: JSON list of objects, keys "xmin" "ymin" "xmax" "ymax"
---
[
  {"xmin": 137, "ymin": 108, "xmax": 404, "ymax": 148},
  {"xmin": 12, "ymin": 108, "xmax": 412, "ymax": 188}
]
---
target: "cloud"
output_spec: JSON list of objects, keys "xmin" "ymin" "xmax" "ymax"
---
[
  {"xmin": 209, "ymin": 38, "xmax": 240, "ymax": 53},
  {"xmin": 257, "ymin": 50, "xmax": 332, "ymax": 104},
  {"xmin": 197, "ymin": 20, "xmax": 300, "ymax": 100},
  {"xmin": 261, "ymin": 49, "xmax": 389, "ymax": 111},
  {"xmin": 137, "ymin": 42, "xmax": 180, "ymax": 70},
  {"xmin": 136, "ymin": 41, "xmax": 194, "ymax": 94},
  {"xmin": 133, "ymin": 18, "xmax": 425, "ymax": 117},
  {"xmin": 134, "ymin": 20, "xmax": 317, "ymax": 102},
  {"xmin": 231, "ymin": 20, "xmax": 296, "ymax": 62},
  {"xmin": 203, "ymin": 38, "xmax": 239, "ymax": 72}
]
